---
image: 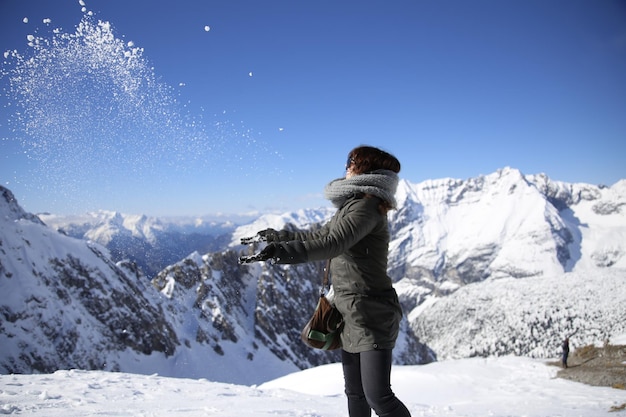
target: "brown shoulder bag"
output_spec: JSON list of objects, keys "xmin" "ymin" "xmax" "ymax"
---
[{"xmin": 300, "ymin": 260, "xmax": 344, "ymax": 350}]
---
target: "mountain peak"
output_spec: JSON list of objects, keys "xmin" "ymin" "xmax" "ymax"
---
[{"xmin": 0, "ymin": 185, "xmax": 44, "ymax": 225}]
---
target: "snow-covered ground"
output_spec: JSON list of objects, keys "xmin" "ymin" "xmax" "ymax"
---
[{"xmin": 2, "ymin": 354, "xmax": 624, "ymax": 416}]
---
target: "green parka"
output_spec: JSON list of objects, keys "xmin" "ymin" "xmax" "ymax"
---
[{"xmin": 270, "ymin": 193, "xmax": 403, "ymax": 353}]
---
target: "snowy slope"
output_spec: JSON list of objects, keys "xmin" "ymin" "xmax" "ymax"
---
[
  {"xmin": 1, "ymin": 355, "xmax": 625, "ymax": 417},
  {"xmin": 412, "ymin": 268, "xmax": 626, "ymax": 360}
]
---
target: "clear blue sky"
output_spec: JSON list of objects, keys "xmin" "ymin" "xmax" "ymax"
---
[{"xmin": 1, "ymin": 0, "xmax": 625, "ymax": 217}]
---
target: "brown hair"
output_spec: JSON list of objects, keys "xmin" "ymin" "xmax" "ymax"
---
[
  {"xmin": 347, "ymin": 145, "xmax": 401, "ymax": 214},
  {"xmin": 347, "ymin": 145, "xmax": 401, "ymax": 175}
]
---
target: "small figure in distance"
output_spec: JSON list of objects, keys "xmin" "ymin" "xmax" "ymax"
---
[{"xmin": 562, "ymin": 337, "xmax": 570, "ymax": 369}]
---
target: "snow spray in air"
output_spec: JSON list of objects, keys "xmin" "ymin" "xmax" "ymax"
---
[{"xmin": 1, "ymin": 8, "xmax": 275, "ymax": 211}]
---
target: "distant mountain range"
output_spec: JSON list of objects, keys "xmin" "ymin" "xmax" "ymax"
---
[
  {"xmin": 1, "ymin": 167, "xmax": 624, "ymax": 384},
  {"xmin": 39, "ymin": 211, "xmax": 240, "ymax": 278}
]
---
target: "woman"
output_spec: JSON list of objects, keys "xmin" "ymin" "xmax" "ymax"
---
[{"xmin": 241, "ymin": 145, "xmax": 411, "ymax": 417}]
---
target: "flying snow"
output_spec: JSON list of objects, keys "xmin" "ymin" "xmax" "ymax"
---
[
  {"xmin": 1, "ymin": 8, "xmax": 279, "ymax": 211},
  {"xmin": 79, "ymin": 0, "xmax": 89, "ymax": 14}
]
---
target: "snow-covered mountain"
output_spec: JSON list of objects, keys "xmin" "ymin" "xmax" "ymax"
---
[
  {"xmin": 0, "ymin": 187, "xmax": 177, "ymax": 374},
  {"xmin": 39, "ymin": 211, "xmax": 237, "ymax": 278},
  {"xmin": 388, "ymin": 168, "xmax": 626, "ymax": 360},
  {"xmin": 388, "ymin": 169, "xmax": 625, "ymax": 302},
  {"xmin": 0, "ymin": 187, "xmax": 311, "ymax": 384},
  {"xmin": 1, "ymin": 167, "xmax": 624, "ymax": 382}
]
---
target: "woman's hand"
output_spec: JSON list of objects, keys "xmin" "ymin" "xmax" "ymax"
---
[
  {"xmin": 238, "ymin": 243, "xmax": 277, "ymax": 264},
  {"xmin": 240, "ymin": 228, "xmax": 278, "ymax": 244}
]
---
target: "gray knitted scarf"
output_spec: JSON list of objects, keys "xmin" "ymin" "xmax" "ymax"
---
[{"xmin": 324, "ymin": 169, "xmax": 399, "ymax": 209}]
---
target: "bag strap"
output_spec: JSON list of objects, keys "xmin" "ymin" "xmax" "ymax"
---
[{"xmin": 321, "ymin": 259, "xmax": 331, "ymax": 295}]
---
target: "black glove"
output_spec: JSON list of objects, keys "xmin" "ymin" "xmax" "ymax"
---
[
  {"xmin": 239, "ymin": 241, "xmax": 308, "ymax": 265},
  {"xmin": 238, "ymin": 243, "xmax": 277, "ymax": 264},
  {"xmin": 258, "ymin": 228, "xmax": 279, "ymax": 242},
  {"xmin": 240, "ymin": 228, "xmax": 279, "ymax": 245}
]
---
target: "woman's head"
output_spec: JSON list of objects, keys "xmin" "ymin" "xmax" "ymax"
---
[{"xmin": 346, "ymin": 145, "xmax": 401, "ymax": 177}]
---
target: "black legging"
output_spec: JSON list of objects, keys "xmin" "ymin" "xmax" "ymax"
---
[{"xmin": 341, "ymin": 349, "xmax": 412, "ymax": 417}]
